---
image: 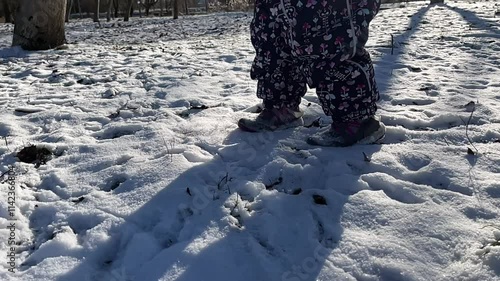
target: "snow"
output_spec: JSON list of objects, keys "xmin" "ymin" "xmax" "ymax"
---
[{"xmin": 0, "ymin": 1, "xmax": 499, "ymax": 280}]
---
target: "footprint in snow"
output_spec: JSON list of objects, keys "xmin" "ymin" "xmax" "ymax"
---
[
  {"xmin": 92, "ymin": 124, "xmax": 143, "ymax": 140},
  {"xmin": 219, "ymin": 54, "xmax": 238, "ymax": 63},
  {"xmin": 399, "ymin": 152, "xmax": 432, "ymax": 171},
  {"xmin": 101, "ymin": 174, "xmax": 128, "ymax": 192},
  {"xmin": 361, "ymin": 173, "xmax": 427, "ymax": 205}
]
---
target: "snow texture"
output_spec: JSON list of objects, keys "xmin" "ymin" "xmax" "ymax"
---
[{"xmin": 0, "ymin": 1, "xmax": 499, "ymax": 281}]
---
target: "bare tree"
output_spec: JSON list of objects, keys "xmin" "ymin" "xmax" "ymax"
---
[
  {"xmin": 173, "ymin": 0, "xmax": 178, "ymax": 19},
  {"xmin": 93, "ymin": 0, "xmax": 100, "ymax": 22},
  {"xmin": 2, "ymin": 0, "xmax": 10, "ymax": 23},
  {"xmin": 124, "ymin": 0, "xmax": 133, "ymax": 21},
  {"xmin": 140, "ymin": 0, "xmax": 158, "ymax": 16},
  {"xmin": 65, "ymin": 0, "xmax": 74, "ymax": 22},
  {"xmin": 13, "ymin": 0, "xmax": 66, "ymax": 50},
  {"xmin": 106, "ymin": 0, "xmax": 113, "ymax": 21},
  {"xmin": 113, "ymin": 0, "xmax": 119, "ymax": 18},
  {"xmin": 2, "ymin": 0, "xmax": 18, "ymax": 23},
  {"xmin": 76, "ymin": 0, "xmax": 83, "ymax": 18}
]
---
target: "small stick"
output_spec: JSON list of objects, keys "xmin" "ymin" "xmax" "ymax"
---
[
  {"xmin": 391, "ymin": 34, "xmax": 394, "ymax": 55},
  {"xmin": 464, "ymin": 106, "xmax": 479, "ymax": 154}
]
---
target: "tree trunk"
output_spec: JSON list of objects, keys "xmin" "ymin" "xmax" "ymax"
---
[
  {"xmin": 430, "ymin": 0, "xmax": 444, "ymax": 3},
  {"xmin": 159, "ymin": 0, "xmax": 163, "ymax": 16},
  {"xmin": 77, "ymin": 0, "xmax": 82, "ymax": 19},
  {"xmin": 173, "ymin": 0, "xmax": 178, "ymax": 19},
  {"xmin": 205, "ymin": 0, "xmax": 209, "ymax": 13},
  {"xmin": 65, "ymin": 0, "xmax": 73, "ymax": 22},
  {"xmin": 93, "ymin": 0, "xmax": 100, "ymax": 22},
  {"xmin": 2, "ymin": 0, "xmax": 12, "ymax": 23},
  {"xmin": 184, "ymin": 0, "xmax": 188, "ymax": 15},
  {"xmin": 113, "ymin": 0, "xmax": 119, "ymax": 18},
  {"xmin": 13, "ymin": 0, "xmax": 66, "ymax": 50},
  {"xmin": 124, "ymin": 0, "xmax": 134, "ymax": 21},
  {"xmin": 106, "ymin": 0, "xmax": 112, "ymax": 21}
]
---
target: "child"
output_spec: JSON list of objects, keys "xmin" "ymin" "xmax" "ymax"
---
[{"xmin": 238, "ymin": 0, "xmax": 385, "ymax": 147}]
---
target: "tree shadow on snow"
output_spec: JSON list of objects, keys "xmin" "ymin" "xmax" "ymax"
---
[
  {"xmin": 443, "ymin": 3, "xmax": 500, "ymax": 36},
  {"xmin": 373, "ymin": 4, "xmax": 433, "ymax": 97},
  {"xmin": 0, "ymin": 46, "xmax": 31, "ymax": 60},
  {"xmin": 56, "ymin": 125, "xmax": 383, "ymax": 281}
]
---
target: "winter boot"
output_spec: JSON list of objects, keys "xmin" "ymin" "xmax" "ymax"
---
[
  {"xmin": 238, "ymin": 107, "xmax": 304, "ymax": 132},
  {"xmin": 307, "ymin": 117, "xmax": 385, "ymax": 146}
]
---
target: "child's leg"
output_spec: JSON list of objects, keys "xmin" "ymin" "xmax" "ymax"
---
[
  {"xmin": 315, "ymin": 50, "xmax": 379, "ymax": 123},
  {"xmin": 307, "ymin": 50, "xmax": 384, "ymax": 146},
  {"xmin": 250, "ymin": 0, "xmax": 307, "ymax": 110}
]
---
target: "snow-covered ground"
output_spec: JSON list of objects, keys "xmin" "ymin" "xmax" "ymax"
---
[{"xmin": 0, "ymin": 1, "xmax": 499, "ymax": 280}]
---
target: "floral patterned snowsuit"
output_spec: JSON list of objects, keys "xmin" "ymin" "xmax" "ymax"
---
[{"xmin": 250, "ymin": 0, "xmax": 381, "ymax": 122}]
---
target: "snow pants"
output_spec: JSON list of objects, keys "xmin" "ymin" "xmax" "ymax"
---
[{"xmin": 250, "ymin": 0, "xmax": 381, "ymax": 122}]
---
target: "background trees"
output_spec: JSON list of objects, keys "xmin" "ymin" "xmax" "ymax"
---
[
  {"xmin": 68, "ymin": 0, "xmax": 252, "ymax": 20},
  {"xmin": 1, "ymin": 0, "xmax": 256, "ymax": 24},
  {"xmin": 1, "ymin": 0, "xmax": 18, "ymax": 23}
]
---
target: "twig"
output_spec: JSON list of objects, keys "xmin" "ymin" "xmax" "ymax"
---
[
  {"xmin": 161, "ymin": 135, "xmax": 173, "ymax": 162},
  {"xmin": 217, "ymin": 173, "xmax": 229, "ymax": 190},
  {"xmin": 0, "ymin": 170, "xmax": 9, "ymax": 183},
  {"xmin": 443, "ymin": 137, "xmax": 450, "ymax": 146},
  {"xmin": 461, "ymin": 105, "xmax": 479, "ymax": 154},
  {"xmin": 391, "ymin": 34, "xmax": 394, "ymax": 55},
  {"xmin": 230, "ymin": 194, "xmax": 243, "ymax": 228},
  {"xmin": 230, "ymin": 193, "xmax": 240, "ymax": 214}
]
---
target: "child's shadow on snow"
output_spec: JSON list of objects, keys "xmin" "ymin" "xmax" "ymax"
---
[{"xmin": 57, "ymin": 127, "xmax": 382, "ymax": 281}]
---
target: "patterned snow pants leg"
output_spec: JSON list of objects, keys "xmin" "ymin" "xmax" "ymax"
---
[
  {"xmin": 250, "ymin": 0, "xmax": 307, "ymax": 110},
  {"xmin": 314, "ymin": 50, "xmax": 379, "ymax": 123}
]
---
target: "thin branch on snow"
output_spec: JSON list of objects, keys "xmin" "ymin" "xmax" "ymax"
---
[
  {"xmin": 0, "ymin": 170, "xmax": 9, "ymax": 183},
  {"xmin": 3, "ymin": 136, "xmax": 8, "ymax": 150},
  {"xmin": 161, "ymin": 135, "xmax": 174, "ymax": 163},
  {"xmin": 460, "ymin": 102, "xmax": 479, "ymax": 155},
  {"xmin": 391, "ymin": 34, "xmax": 395, "ymax": 55}
]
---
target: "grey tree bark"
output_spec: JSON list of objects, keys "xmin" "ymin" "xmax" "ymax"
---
[
  {"xmin": 13, "ymin": 0, "xmax": 66, "ymax": 50},
  {"xmin": 173, "ymin": 0, "xmax": 178, "ymax": 19},
  {"xmin": 93, "ymin": 0, "xmax": 100, "ymax": 22},
  {"xmin": 106, "ymin": 0, "xmax": 112, "ymax": 21},
  {"xmin": 65, "ymin": 0, "xmax": 73, "ymax": 22},
  {"xmin": 2, "ymin": 0, "xmax": 12, "ymax": 23},
  {"xmin": 3, "ymin": 0, "xmax": 18, "ymax": 23},
  {"xmin": 76, "ymin": 0, "xmax": 82, "ymax": 18},
  {"xmin": 113, "ymin": 0, "xmax": 118, "ymax": 18},
  {"xmin": 124, "ymin": 0, "xmax": 134, "ymax": 21}
]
